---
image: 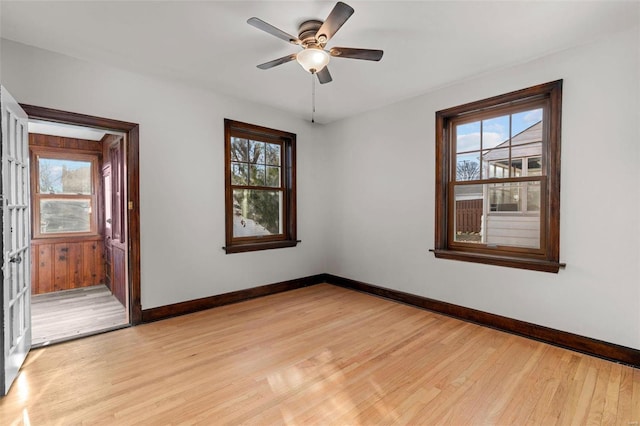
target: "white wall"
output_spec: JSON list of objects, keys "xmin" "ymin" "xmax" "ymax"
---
[
  {"xmin": 1, "ymin": 39, "xmax": 331, "ymax": 309},
  {"xmin": 324, "ymin": 26, "xmax": 640, "ymax": 350},
  {"xmin": 2, "ymin": 24, "xmax": 639, "ymax": 350}
]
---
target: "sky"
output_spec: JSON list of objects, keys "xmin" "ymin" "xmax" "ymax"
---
[{"xmin": 456, "ymin": 108, "xmax": 542, "ymax": 154}]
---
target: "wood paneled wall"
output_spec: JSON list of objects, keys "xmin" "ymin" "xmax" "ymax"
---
[
  {"xmin": 29, "ymin": 133, "xmax": 102, "ymax": 153},
  {"xmin": 31, "ymin": 238, "xmax": 105, "ymax": 294}
]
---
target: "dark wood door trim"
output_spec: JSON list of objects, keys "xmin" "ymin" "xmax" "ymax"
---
[{"xmin": 21, "ymin": 104, "xmax": 142, "ymax": 325}]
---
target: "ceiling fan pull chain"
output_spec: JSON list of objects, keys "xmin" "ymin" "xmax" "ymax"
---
[{"xmin": 311, "ymin": 73, "xmax": 316, "ymax": 123}]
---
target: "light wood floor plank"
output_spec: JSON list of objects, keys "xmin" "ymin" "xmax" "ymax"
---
[
  {"xmin": 31, "ymin": 284, "xmax": 128, "ymax": 346},
  {"xmin": 1, "ymin": 284, "xmax": 638, "ymax": 425}
]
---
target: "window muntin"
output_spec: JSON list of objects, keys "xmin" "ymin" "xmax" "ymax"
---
[
  {"xmin": 224, "ymin": 119, "xmax": 296, "ymax": 253},
  {"xmin": 434, "ymin": 80, "xmax": 563, "ymax": 272},
  {"xmin": 32, "ymin": 151, "xmax": 98, "ymax": 238}
]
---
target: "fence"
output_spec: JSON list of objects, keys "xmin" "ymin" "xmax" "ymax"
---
[{"xmin": 456, "ymin": 199, "xmax": 482, "ymax": 233}]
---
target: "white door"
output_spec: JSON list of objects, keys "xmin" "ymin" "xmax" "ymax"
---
[{"xmin": 1, "ymin": 86, "xmax": 31, "ymax": 396}]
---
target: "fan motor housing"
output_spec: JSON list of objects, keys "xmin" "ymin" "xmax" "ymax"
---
[{"xmin": 298, "ymin": 20, "xmax": 323, "ymax": 46}]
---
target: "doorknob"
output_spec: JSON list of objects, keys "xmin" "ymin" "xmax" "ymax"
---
[
  {"xmin": 106, "ymin": 218, "xmax": 112, "ymax": 224},
  {"xmin": 9, "ymin": 255, "xmax": 22, "ymax": 264}
]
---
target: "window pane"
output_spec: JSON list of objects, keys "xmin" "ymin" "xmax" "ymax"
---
[
  {"xmin": 39, "ymin": 158, "xmax": 91, "ymax": 194},
  {"xmin": 265, "ymin": 166, "xmax": 280, "ymax": 187},
  {"xmin": 456, "ymin": 121, "xmax": 480, "ymax": 153},
  {"xmin": 528, "ymin": 157, "xmax": 542, "ymax": 176},
  {"xmin": 40, "ymin": 199, "xmax": 91, "ymax": 234},
  {"xmin": 510, "ymin": 158, "xmax": 523, "ymax": 177},
  {"xmin": 265, "ymin": 143, "xmax": 281, "ymax": 166},
  {"xmin": 454, "ymin": 185, "xmax": 483, "ymax": 243},
  {"xmin": 489, "ymin": 182, "xmax": 521, "ymax": 212},
  {"xmin": 512, "ymin": 108, "xmax": 543, "ymax": 137},
  {"xmin": 231, "ymin": 162, "xmax": 248, "ymax": 185},
  {"xmin": 483, "ymin": 147, "xmax": 509, "ymax": 178},
  {"xmin": 482, "ymin": 115, "xmax": 509, "ymax": 150},
  {"xmin": 231, "ymin": 138, "xmax": 248, "ymax": 162},
  {"xmin": 249, "ymin": 164, "xmax": 266, "ymax": 186},
  {"xmin": 486, "ymin": 182, "xmax": 540, "ymax": 249},
  {"xmin": 526, "ymin": 181, "xmax": 541, "ymax": 212},
  {"xmin": 249, "ymin": 141, "xmax": 265, "ymax": 164},
  {"xmin": 232, "ymin": 189, "xmax": 282, "ymax": 237},
  {"xmin": 455, "ymin": 153, "xmax": 481, "ymax": 181},
  {"xmin": 454, "ymin": 182, "xmax": 541, "ymax": 249}
]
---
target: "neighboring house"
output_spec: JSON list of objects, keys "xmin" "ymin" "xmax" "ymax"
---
[{"xmin": 456, "ymin": 121, "xmax": 543, "ymax": 248}]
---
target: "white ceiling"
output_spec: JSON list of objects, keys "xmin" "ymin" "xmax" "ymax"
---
[{"xmin": 1, "ymin": 1, "xmax": 637, "ymax": 123}]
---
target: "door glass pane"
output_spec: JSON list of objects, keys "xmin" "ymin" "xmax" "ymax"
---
[
  {"xmin": 232, "ymin": 189, "xmax": 282, "ymax": 237},
  {"xmin": 40, "ymin": 199, "xmax": 91, "ymax": 233},
  {"xmin": 104, "ymin": 174, "xmax": 112, "ymax": 224},
  {"xmin": 39, "ymin": 158, "xmax": 91, "ymax": 194}
]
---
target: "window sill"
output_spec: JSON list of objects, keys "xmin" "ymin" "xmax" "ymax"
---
[
  {"xmin": 224, "ymin": 239, "xmax": 299, "ymax": 254},
  {"xmin": 430, "ymin": 249, "xmax": 565, "ymax": 273}
]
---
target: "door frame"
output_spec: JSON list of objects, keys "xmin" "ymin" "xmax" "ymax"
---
[{"xmin": 20, "ymin": 104, "xmax": 142, "ymax": 324}]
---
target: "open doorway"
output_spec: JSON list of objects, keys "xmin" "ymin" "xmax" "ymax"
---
[
  {"xmin": 29, "ymin": 120, "xmax": 127, "ymax": 346},
  {"xmin": 21, "ymin": 105, "xmax": 141, "ymax": 347}
]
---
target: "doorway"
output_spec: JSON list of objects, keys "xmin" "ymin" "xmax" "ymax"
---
[{"xmin": 21, "ymin": 105, "xmax": 141, "ymax": 346}]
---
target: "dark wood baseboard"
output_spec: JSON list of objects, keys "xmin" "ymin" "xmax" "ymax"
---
[
  {"xmin": 141, "ymin": 272, "xmax": 640, "ymax": 367},
  {"xmin": 325, "ymin": 274, "xmax": 640, "ymax": 368},
  {"xmin": 141, "ymin": 274, "xmax": 328, "ymax": 323}
]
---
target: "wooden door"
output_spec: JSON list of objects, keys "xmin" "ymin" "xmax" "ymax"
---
[
  {"xmin": 102, "ymin": 165, "xmax": 112, "ymax": 289},
  {"xmin": 1, "ymin": 86, "xmax": 31, "ymax": 395},
  {"xmin": 104, "ymin": 137, "xmax": 127, "ymax": 307}
]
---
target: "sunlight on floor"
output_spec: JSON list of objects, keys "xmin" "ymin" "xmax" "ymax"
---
[{"xmin": 265, "ymin": 348, "xmax": 403, "ymax": 424}]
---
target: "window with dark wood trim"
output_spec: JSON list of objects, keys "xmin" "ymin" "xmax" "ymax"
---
[
  {"xmin": 433, "ymin": 80, "xmax": 564, "ymax": 272},
  {"xmin": 31, "ymin": 147, "xmax": 100, "ymax": 239},
  {"xmin": 224, "ymin": 119, "xmax": 297, "ymax": 254}
]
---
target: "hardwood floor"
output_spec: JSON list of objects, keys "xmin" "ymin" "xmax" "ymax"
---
[
  {"xmin": 31, "ymin": 284, "xmax": 128, "ymax": 347},
  {"xmin": 2, "ymin": 284, "xmax": 639, "ymax": 424}
]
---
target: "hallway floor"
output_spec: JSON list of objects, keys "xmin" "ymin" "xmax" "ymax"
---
[{"xmin": 31, "ymin": 284, "xmax": 128, "ymax": 347}]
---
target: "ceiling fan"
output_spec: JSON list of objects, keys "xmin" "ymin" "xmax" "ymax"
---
[{"xmin": 247, "ymin": 1, "xmax": 383, "ymax": 84}]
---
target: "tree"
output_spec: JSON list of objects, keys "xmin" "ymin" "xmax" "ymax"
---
[
  {"xmin": 231, "ymin": 138, "xmax": 281, "ymax": 234},
  {"xmin": 456, "ymin": 160, "xmax": 480, "ymax": 181}
]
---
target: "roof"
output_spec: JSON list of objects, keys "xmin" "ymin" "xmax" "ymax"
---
[{"xmin": 483, "ymin": 121, "xmax": 542, "ymax": 161}]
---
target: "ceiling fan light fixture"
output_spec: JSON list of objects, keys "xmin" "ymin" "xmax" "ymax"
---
[{"xmin": 296, "ymin": 47, "xmax": 330, "ymax": 74}]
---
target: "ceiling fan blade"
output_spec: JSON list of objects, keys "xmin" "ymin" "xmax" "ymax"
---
[
  {"xmin": 316, "ymin": 67, "xmax": 333, "ymax": 84},
  {"xmin": 247, "ymin": 17, "xmax": 301, "ymax": 44},
  {"xmin": 315, "ymin": 2, "xmax": 354, "ymax": 43},
  {"xmin": 330, "ymin": 47, "xmax": 384, "ymax": 61},
  {"xmin": 257, "ymin": 53, "xmax": 298, "ymax": 70}
]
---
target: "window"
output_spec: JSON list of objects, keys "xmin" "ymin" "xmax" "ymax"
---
[
  {"xmin": 224, "ymin": 119, "xmax": 297, "ymax": 253},
  {"xmin": 434, "ymin": 80, "xmax": 563, "ymax": 272},
  {"xmin": 32, "ymin": 149, "xmax": 99, "ymax": 238}
]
